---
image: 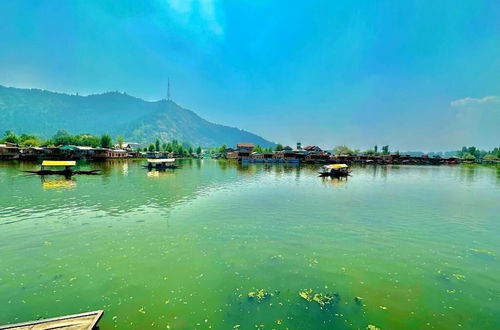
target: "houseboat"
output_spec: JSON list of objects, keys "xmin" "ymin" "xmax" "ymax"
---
[
  {"xmin": 0, "ymin": 143, "xmax": 20, "ymax": 160},
  {"xmin": 92, "ymin": 148, "xmax": 129, "ymax": 160}
]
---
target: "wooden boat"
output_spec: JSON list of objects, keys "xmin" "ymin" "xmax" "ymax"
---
[
  {"xmin": 144, "ymin": 158, "xmax": 178, "ymax": 170},
  {"xmin": 24, "ymin": 161, "xmax": 100, "ymax": 176},
  {"xmin": 318, "ymin": 164, "xmax": 350, "ymax": 177},
  {"xmin": 0, "ymin": 310, "xmax": 103, "ymax": 330}
]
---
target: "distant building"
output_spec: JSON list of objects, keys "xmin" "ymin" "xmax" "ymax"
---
[
  {"xmin": 303, "ymin": 145, "xmax": 322, "ymax": 153},
  {"xmin": 93, "ymin": 148, "xmax": 128, "ymax": 160},
  {"xmin": 227, "ymin": 143, "xmax": 255, "ymax": 160},
  {"xmin": 0, "ymin": 143, "xmax": 20, "ymax": 160},
  {"xmin": 236, "ymin": 143, "xmax": 255, "ymax": 152}
]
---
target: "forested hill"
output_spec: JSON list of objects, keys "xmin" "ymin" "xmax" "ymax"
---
[{"xmin": 0, "ymin": 85, "xmax": 274, "ymax": 147}]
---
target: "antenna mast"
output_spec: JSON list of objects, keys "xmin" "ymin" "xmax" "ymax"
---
[{"xmin": 167, "ymin": 77, "xmax": 171, "ymax": 101}]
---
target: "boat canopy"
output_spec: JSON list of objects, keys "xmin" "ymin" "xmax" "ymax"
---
[
  {"xmin": 41, "ymin": 160, "xmax": 76, "ymax": 167},
  {"xmin": 323, "ymin": 164, "xmax": 348, "ymax": 169},
  {"xmin": 147, "ymin": 158, "xmax": 175, "ymax": 163}
]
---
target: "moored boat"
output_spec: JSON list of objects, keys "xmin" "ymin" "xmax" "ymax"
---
[
  {"xmin": 318, "ymin": 164, "xmax": 350, "ymax": 177},
  {"xmin": 144, "ymin": 158, "xmax": 178, "ymax": 170},
  {"xmin": 24, "ymin": 160, "xmax": 100, "ymax": 176},
  {"xmin": 0, "ymin": 310, "xmax": 103, "ymax": 329}
]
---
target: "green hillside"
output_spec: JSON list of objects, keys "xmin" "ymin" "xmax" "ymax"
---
[{"xmin": 0, "ymin": 85, "xmax": 274, "ymax": 147}]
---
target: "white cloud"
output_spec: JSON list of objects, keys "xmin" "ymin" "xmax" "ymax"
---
[
  {"xmin": 450, "ymin": 96, "xmax": 500, "ymax": 107},
  {"xmin": 165, "ymin": 0, "xmax": 224, "ymax": 36}
]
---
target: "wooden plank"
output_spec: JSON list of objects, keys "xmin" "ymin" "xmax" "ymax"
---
[{"xmin": 0, "ymin": 310, "xmax": 103, "ymax": 330}]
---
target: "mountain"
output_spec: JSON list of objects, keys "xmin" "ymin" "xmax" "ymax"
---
[{"xmin": 0, "ymin": 85, "xmax": 274, "ymax": 147}]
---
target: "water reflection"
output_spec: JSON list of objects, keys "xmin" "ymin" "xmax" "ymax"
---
[{"xmin": 42, "ymin": 178, "xmax": 76, "ymax": 190}]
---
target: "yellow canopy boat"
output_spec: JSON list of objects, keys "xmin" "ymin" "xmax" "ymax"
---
[{"xmin": 318, "ymin": 164, "xmax": 350, "ymax": 176}]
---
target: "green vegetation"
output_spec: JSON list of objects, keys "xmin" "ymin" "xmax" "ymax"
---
[
  {"xmin": 116, "ymin": 135, "xmax": 124, "ymax": 148},
  {"xmin": 333, "ymin": 145, "xmax": 354, "ymax": 155},
  {"xmin": 100, "ymin": 134, "xmax": 113, "ymax": 148},
  {"xmin": 456, "ymin": 146, "xmax": 499, "ymax": 159}
]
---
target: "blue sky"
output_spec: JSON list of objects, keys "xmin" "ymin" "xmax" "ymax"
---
[{"xmin": 0, "ymin": 0, "xmax": 499, "ymax": 150}]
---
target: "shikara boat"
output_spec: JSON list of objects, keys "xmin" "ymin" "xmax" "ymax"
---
[
  {"xmin": 0, "ymin": 310, "xmax": 103, "ymax": 330},
  {"xmin": 144, "ymin": 158, "xmax": 178, "ymax": 170},
  {"xmin": 318, "ymin": 164, "xmax": 351, "ymax": 177},
  {"xmin": 24, "ymin": 160, "xmax": 100, "ymax": 176}
]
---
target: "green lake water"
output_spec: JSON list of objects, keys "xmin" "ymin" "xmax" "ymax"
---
[{"xmin": 0, "ymin": 160, "xmax": 499, "ymax": 329}]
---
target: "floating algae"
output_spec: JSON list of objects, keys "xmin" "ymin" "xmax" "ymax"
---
[
  {"xmin": 299, "ymin": 288, "xmax": 336, "ymax": 307},
  {"xmin": 367, "ymin": 325, "xmax": 381, "ymax": 330},
  {"xmin": 248, "ymin": 289, "xmax": 272, "ymax": 302}
]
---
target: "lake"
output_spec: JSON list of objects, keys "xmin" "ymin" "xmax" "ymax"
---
[{"xmin": 0, "ymin": 160, "xmax": 498, "ymax": 329}]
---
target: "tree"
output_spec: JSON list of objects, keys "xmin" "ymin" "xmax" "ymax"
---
[
  {"xmin": 462, "ymin": 152, "xmax": 475, "ymax": 160},
  {"xmin": 188, "ymin": 146, "xmax": 193, "ymax": 155},
  {"xmin": 2, "ymin": 131, "xmax": 19, "ymax": 144},
  {"xmin": 100, "ymin": 134, "xmax": 113, "ymax": 148},
  {"xmin": 54, "ymin": 129, "xmax": 69, "ymax": 138},
  {"xmin": 155, "ymin": 139, "xmax": 161, "ymax": 152},
  {"xmin": 275, "ymin": 143, "xmax": 283, "ymax": 151},
  {"xmin": 196, "ymin": 146, "xmax": 202, "ymax": 155},
  {"xmin": 382, "ymin": 145, "xmax": 389, "ymax": 155},
  {"xmin": 333, "ymin": 145, "xmax": 353, "ymax": 155},
  {"xmin": 374, "ymin": 145, "xmax": 378, "ymax": 154},
  {"xmin": 148, "ymin": 143, "xmax": 155, "ymax": 152},
  {"xmin": 117, "ymin": 135, "xmax": 124, "ymax": 148},
  {"xmin": 253, "ymin": 145, "xmax": 264, "ymax": 153},
  {"xmin": 218, "ymin": 144, "xmax": 227, "ymax": 154}
]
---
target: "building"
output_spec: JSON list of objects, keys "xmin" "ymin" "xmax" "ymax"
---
[
  {"xmin": 92, "ymin": 148, "xmax": 129, "ymax": 160},
  {"xmin": 0, "ymin": 143, "xmax": 20, "ymax": 160},
  {"xmin": 236, "ymin": 143, "xmax": 255, "ymax": 152},
  {"xmin": 303, "ymin": 145, "xmax": 323, "ymax": 153},
  {"xmin": 20, "ymin": 147, "xmax": 44, "ymax": 160},
  {"xmin": 228, "ymin": 143, "xmax": 255, "ymax": 161}
]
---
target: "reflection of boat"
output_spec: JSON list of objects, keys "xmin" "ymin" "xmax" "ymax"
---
[
  {"xmin": 42, "ymin": 179, "xmax": 77, "ymax": 190},
  {"xmin": 24, "ymin": 160, "xmax": 100, "ymax": 176},
  {"xmin": 0, "ymin": 310, "xmax": 103, "ymax": 329},
  {"xmin": 144, "ymin": 158, "xmax": 178, "ymax": 170},
  {"xmin": 318, "ymin": 164, "xmax": 350, "ymax": 177}
]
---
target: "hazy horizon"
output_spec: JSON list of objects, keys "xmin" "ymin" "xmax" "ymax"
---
[{"xmin": 1, "ymin": 0, "xmax": 499, "ymax": 150}]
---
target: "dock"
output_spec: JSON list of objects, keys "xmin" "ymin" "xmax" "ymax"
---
[{"xmin": 0, "ymin": 310, "xmax": 103, "ymax": 330}]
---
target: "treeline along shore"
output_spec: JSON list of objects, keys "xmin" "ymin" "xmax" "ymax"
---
[{"xmin": 0, "ymin": 130, "xmax": 499, "ymax": 165}]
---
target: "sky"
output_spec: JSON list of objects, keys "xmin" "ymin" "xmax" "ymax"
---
[{"xmin": 0, "ymin": 0, "xmax": 499, "ymax": 151}]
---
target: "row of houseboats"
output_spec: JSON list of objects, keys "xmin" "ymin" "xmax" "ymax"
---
[{"xmin": 226, "ymin": 143, "xmax": 474, "ymax": 165}]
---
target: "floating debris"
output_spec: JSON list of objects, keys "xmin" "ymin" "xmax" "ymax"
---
[
  {"xmin": 367, "ymin": 325, "xmax": 381, "ymax": 330},
  {"xmin": 354, "ymin": 296, "xmax": 363, "ymax": 304},
  {"xmin": 468, "ymin": 248, "xmax": 496, "ymax": 256},
  {"xmin": 452, "ymin": 273, "xmax": 466, "ymax": 280},
  {"xmin": 248, "ymin": 289, "xmax": 272, "ymax": 302},
  {"xmin": 379, "ymin": 305, "xmax": 387, "ymax": 310},
  {"xmin": 299, "ymin": 289, "xmax": 336, "ymax": 307}
]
